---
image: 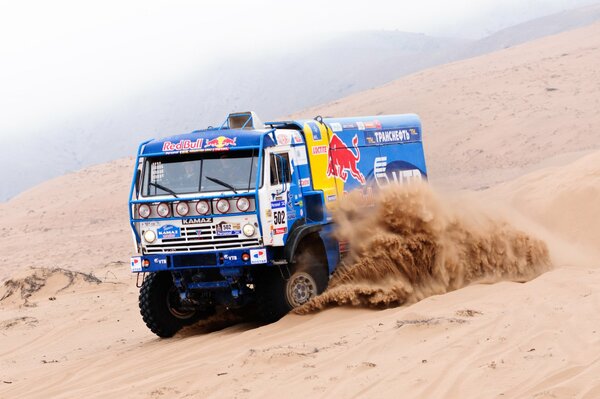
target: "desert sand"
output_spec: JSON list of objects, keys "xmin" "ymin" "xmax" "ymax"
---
[{"xmin": 1, "ymin": 23, "xmax": 600, "ymax": 399}]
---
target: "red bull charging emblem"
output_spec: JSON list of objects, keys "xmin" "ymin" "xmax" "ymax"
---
[
  {"xmin": 327, "ymin": 134, "xmax": 366, "ymax": 184},
  {"xmin": 204, "ymin": 136, "xmax": 237, "ymax": 149}
]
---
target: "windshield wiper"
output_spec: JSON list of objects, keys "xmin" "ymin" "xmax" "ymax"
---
[
  {"xmin": 205, "ymin": 176, "xmax": 237, "ymax": 193},
  {"xmin": 149, "ymin": 182, "xmax": 179, "ymax": 198}
]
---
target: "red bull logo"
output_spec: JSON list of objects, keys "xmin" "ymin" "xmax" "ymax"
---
[
  {"xmin": 162, "ymin": 139, "xmax": 203, "ymax": 152},
  {"xmin": 204, "ymin": 136, "xmax": 237, "ymax": 149},
  {"xmin": 327, "ymin": 134, "xmax": 366, "ymax": 184}
]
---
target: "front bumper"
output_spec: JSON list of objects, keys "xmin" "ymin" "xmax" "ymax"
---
[{"xmin": 130, "ymin": 247, "xmax": 269, "ymax": 273}]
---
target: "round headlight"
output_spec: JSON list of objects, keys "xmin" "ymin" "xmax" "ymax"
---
[
  {"xmin": 138, "ymin": 204, "xmax": 151, "ymax": 219},
  {"xmin": 175, "ymin": 201, "xmax": 189, "ymax": 216},
  {"xmin": 242, "ymin": 223, "xmax": 256, "ymax": 237},
  {"xmin": 236, "ymin": 197, "xmax": 250, "ymax": 212},
  {"xmin": 156, "ymin": 202, "xmax": 170, "ymax": 217},
  {"xmin": 143, "ymin": 230, "xmax": 156, "ymax": 243},
  {"xmin": 216, "ymin": 199, "xmax": 230, "ymax": 213},
  {"xmin": 196, "ymin": 200, "xmax": 210, "ymax": 215}
]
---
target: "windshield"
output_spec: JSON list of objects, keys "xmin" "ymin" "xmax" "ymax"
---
[{"xmin": 141, "ymin": 150, "xmax": 260, "ymax": 196}]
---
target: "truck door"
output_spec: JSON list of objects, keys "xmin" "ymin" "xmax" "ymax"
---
[{"xmin": 261, "ymin": 148, "xmax": 301, "ymax": 246}]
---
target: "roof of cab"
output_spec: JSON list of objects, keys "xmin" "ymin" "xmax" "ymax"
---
[{"xmin": 141, "ymin": 128, "xmax": 275, "ymax": 156}]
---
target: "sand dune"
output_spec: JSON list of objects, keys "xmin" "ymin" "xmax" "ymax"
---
[
  {"xmin": 2, "ymin": 21, "xmax": 600, "ymax": 399},
  {"xmin": 0, "ymin": 158, "xmax": 133, "ymax": 282},
  {"xmin": 292, "ymin": 22, "xmax": 600, "ymax": 190},
  {"xmin": 487, "ymin": 150, "xmax": 600, "ymax": 256}
]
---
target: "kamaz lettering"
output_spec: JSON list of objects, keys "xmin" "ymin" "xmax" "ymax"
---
[{"xmin": 128, "ymin": 111, "xmax": 427, "ymax": 337}]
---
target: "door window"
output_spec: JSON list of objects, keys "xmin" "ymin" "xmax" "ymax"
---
[{"xmin": 270, "ymin": 153, "xmax": 291, "ymax": 185}]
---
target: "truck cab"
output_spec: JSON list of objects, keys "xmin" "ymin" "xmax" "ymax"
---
[{"xmin": 129, "ymin": 111, "xmax": 427, "ymax": 337}]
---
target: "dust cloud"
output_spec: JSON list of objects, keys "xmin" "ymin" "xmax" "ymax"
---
[{"xmin": 296, "ymin": 183, "xmax": 551, "ymax": 313}]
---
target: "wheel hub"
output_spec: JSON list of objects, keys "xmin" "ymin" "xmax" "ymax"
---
[
  {"xmin": 286, "ymin": 272, "xmax": 317, "ymax": 308},
  {"xmin": 166, "ymin": 288, "xmax": 196, "ymax": 319}
]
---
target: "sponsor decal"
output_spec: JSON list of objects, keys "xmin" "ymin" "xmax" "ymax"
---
[
  {"xmin": 274, "ymin": 227, "xmax": 287, "ymax": 235},
  {"xmin": 329, "ymin": 122, "xmax": 342, "ymax": 132},
  {"xmin": 250, "ymin": 249, "xmax": 267, "ymax": 264},
  {"xmin": 271, "ymin": 199, "xmax": 287, "ymax": 229},
  {"xmin": 181, "ymin": 217, "xmax": 213, "ymax": 225},
  {"xmin": 153, "ymin": 257, "xmax": 167, "ymax": 265},
  {"xmin": 327, "ymin": 194, "xmax": 337, "ymax": 202},
  {"xmin": 308, "ymin": 122, "xmax": 322, "ymax": 141},
  {"xmin": 140, "ymin": 221, "xmax": 159, "ymax": 228},
  {"xmin": 204, "ymin": 136, "xmax": 237, "ymax": 149},
  {"xmin": 130, "ymin": 257, "xmax": 142, "ymax": 272},
  {"xmin": 356, "ymin": 121, "xmax": 365, "ymax": 130},
  {"xmin": 373, "ymin": 156, "xmax": 423, "ymax": 187},
  {"xmin": 223, "ymin": 254, "xmax": 238, "ymax": 261},
  {"xmin": 287, "ymin": 210, "xmax": 296, "ymax": 220},
  {"xmin": 342, "ymin": 123, "xmax": 356, "ymax": 129},
  {"xmin": 312, "ymin": 145, "xmax": 328, "ymax": 155},
  {"xmin": 157, "ymin": 224, "xmax": 181, "ymax": 239},
  {"xmin": 216, "ymin": 221, "xmax": 241, "ymax": 236},
  {"xmin": 162, "ymin": 139, "xmax": 203, "ymax": 152},
  {"xmin": 271, "ymin": 200, "xmax": 285, "ymax": 209},
  {"xmin": 294, "ymin": 146, "xmax": 308, "ymax": 165},
  {"xmin": 364, "ymin": 128, "xmax": 420, "ymax": 145},
  {"xmin": 327, "ymin": 133, "xmax": 366, "ymax": 185},
  {"xmin": 293, "ymin": 133, "xmax": 303, "ymax": 144},
  {"xmin": 299, "ymin": 177, "xmax": 311, "ymax": 187},
  {"xmin": 276, "ymin": 133, "xmax": 291, "ymax": 145},
  {"xmin": 364, "ymin": 120, "xmax": 381, "ymax": 129}
]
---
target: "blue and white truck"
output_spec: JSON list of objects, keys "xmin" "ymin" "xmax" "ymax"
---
[{"xmin": 129, "ymin": 111, "xmax": 427, "ymax": 337}]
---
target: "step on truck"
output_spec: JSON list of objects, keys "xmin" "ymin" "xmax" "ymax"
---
[{"xmin": 129, "ymin": 111, "xmax": 427, "ymax": 337}]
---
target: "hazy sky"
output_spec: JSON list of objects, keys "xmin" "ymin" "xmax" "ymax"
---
[{"xmin": 0, "ymin": 0, "xmax": 596, "ymax": 138}]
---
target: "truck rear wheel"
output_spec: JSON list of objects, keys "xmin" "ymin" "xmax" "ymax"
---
[
  {"xmin": 139, "ymin": 272, "xmax": 204, "ymax": 338},
  {"xmin": 256, "ymin": 236, "xmax": 328, "ymax": 322}
]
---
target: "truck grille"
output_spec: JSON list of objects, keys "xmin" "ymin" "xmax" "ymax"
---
[{"xmin": 143, "ymin": 224, "xmax": 260, "ymax": 254}]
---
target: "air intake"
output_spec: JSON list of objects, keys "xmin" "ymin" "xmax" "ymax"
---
[{"xmin": 227, "ymin": 111, "xmax": 264, "ymax": 130}]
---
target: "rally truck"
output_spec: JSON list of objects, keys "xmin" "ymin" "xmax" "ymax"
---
[{"xmin": 129, "ymin": 111, "xmax": 427, "ymax": 337}]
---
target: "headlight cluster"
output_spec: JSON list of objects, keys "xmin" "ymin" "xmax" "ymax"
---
[
  {"xmin": 156, "ymin": 202, "xmax": 170, "ymax": 217},
  {"xmin": 175, "ymin": 201, "xmax": 189, "ymax": 216},
  {"xmin": 136, "ymin": 197, "xmax": 253, "ymax": 218}
]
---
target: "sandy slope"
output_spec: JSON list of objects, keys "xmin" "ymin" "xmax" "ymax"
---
[
  {"xmin": 2, "ymin": 266, "xmax": 600, "ymax": 399},
  {"xmin": 1, "ymin": 22, "xmax": 600, "ymax": 399},
  {"xmin": 292, "ymin": 22, "xmax": 600, "ymax": 190},
  {"xmin": 0, "ymin": 158, "xmax": 133, "ymax": 282}
]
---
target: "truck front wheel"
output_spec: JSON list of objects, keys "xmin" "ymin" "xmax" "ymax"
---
[
  {"xmin": 256, "ymin": 237, "xmax": 328, "ymax": 322},
  {"xmin": 285, "ymin": 270, "xmax": 322, "ymax": 308},
  {"xmin": 139, "ymin": 272, "xmax": 203, "ymax": 338}
]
